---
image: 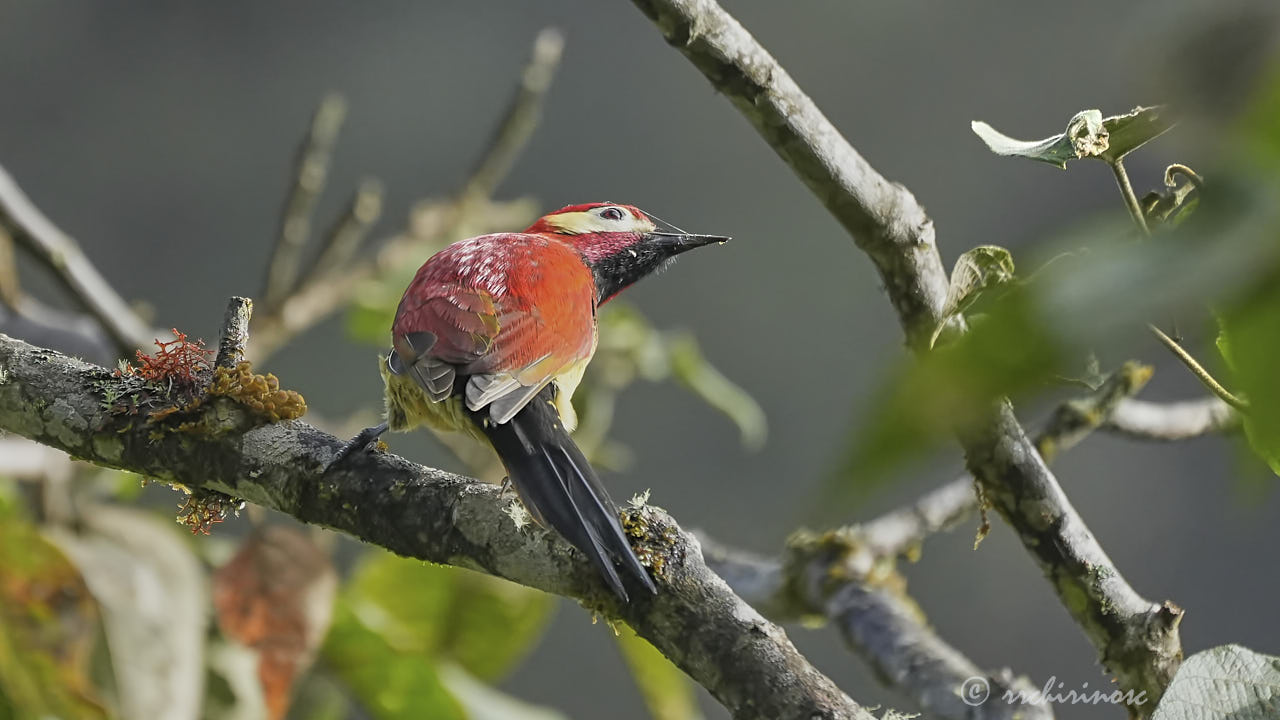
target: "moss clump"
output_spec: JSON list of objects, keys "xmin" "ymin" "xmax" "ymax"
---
[
  {"xmin": 208, "ymin": 361, "xmax": 307, "ymax": 422},
  {"xmin": 622, "ymin": 506, "xmax": 681, "ymax": 580}
]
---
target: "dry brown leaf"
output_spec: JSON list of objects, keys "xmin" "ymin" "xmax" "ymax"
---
[{"xmin": 213, "ymin": 526, "xmax": 336, "ymax": 720}]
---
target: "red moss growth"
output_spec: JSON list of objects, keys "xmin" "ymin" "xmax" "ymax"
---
[{"xmin": 116, "ymin": 329, "xmax": 214, "ymax": 389}]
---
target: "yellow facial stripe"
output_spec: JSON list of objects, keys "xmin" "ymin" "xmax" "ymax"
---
[{"xmin": 542, "ymin": 210, "xmax": 655, "ymax": 235}]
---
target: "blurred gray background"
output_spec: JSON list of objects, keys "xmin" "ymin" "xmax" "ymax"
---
[{"xmin": 2, "ymin": 1, "xmax": 1277, "ymax": 718}]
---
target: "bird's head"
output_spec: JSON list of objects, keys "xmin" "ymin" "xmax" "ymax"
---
[{"xmin": 526, "ymin": 202, "xmax": 728, "ymax": 303}]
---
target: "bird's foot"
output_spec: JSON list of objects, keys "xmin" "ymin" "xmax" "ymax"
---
[
  {"xmin": 498, "ymin": 476, "xmax": 513, "ymax": 499},
  {"xmin": 324, "ymin": 422, "xmax": 390, "ymax": 472}
]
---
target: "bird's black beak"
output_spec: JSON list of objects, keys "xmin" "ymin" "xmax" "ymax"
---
[
  {"xmin": 589, "ymin": 230, "xmax": 729, "ymax": 304},
  {"xmin": 642, "ymin": 231, "xmax": 731, "ymax": 255}
]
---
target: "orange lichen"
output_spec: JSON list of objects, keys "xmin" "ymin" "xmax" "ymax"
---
[
  {"xmin": 176, "ymin": 488, "xmax": 244, "ymax": 535},
  {"xmin": 209, "ymin": 361, "xmax": 307, "ymax": 422}
]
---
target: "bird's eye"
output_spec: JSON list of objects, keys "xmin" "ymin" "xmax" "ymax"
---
[{"xmin": 598, "ymin": 207, "xmax": 625, "ymax": 221}]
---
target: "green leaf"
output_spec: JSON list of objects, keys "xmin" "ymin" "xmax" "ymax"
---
[
  {"xmin": 1099, "ymin": 105, "xmax": 1175, "ymax": 162},
  {"xmin": 667, "ymin": 333, "xmax": 767, "ymax": 450},
  {"xmin": 1152, "ymin": 644, "xmax": 1280, "ymax": 719},
  {"xmin": 972, "ymin": 106, "xmax": 1173, "ymax": 168},
  {"xmin": 323, "ymin": 602, "xmax": 465, "ymax": 720},
  {"xmin": 931, "ymin": 245, "xmax": 1016, "ymax": 347},
  {"xmin": 834, "ymin": 289, "xmax": 1063, "ymax": 495},
  {"xmin": 1216, "ymin": 280, "xmax": 1280, "ymax": 476},
  {"xmin": 971, "ymin": 110, "xmax": 1105, "ymax": 168},
  {"xmin": 615, "ymin": 627, "xmax": 704, "ymax": 720},
  {"xmin": 437, "ymin": 662, "xmax": 568, "ymax": 720},
  {"xmin": 331, "ymin": 550, "xmax": 554, "ymax": 682}
]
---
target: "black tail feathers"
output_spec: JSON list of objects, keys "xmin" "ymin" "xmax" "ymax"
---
[{"xmin": 477, "ymin": 389, "xmax": 656, "ymax": 602}]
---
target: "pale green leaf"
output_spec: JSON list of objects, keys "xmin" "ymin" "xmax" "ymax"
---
[
  {"xmin": 615, "ymin": 626, "xmax": 704, "ymax": 720},
  {"xmin": 972, "ymin": 106, "xmax": 1173, "ymax": 168},
  {"xmin": 1152, "ymin": 644, "xmax": 1280, "ymax": 719},
  {"xmin": 667, "ymin": 333, "xmax": 767, "ymax": 450},
  {"xmin": 971, "ymin": 110, "xmax": 1104, "ymax": 168},
  {"xmin": 437, "ymin": 662, "xmax": 568, "ymax": 720},
  {"xmin": 1100, "ymin": 105, "xmax": 1175, "ymax": 161},
  {"xmin": 931, "ymin": 245, "xmax": 1016, "ymax": 347}
]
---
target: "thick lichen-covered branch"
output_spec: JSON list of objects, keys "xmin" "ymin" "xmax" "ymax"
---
[
  {"xmin": 0, "ymin": 333, "xmax": 874, "ymax": 720},
  {"xmin": 627, "ymin": 0, "xmax": 1182, "ymax": 706}
]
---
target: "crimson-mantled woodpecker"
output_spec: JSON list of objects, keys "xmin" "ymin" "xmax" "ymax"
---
[{"xmin": 332, "ymin": 203, "xmax": 727, "ymax": 601}]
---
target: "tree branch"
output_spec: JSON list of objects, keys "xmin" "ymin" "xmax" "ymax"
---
[
  {"xmin": 1106, "ymin": 397, "xmax": 1239, "ymax": 440},
  {"xmin": 627, "ymin": 0, "xmax": 1182, "ymax": 706},
  {"xmin": 263, "ymin": 93, "xmax": 347, "ymax": 311},
  {"xmin": 701, "ymin": 536, "xmax": 1052, "ymax": 720},
  {"xmin": 247, "ymin": 28, "xmax": 561, "ymax": 362},
  {"xmin": 0, "ymin": 331, "xmax": 876, "ymax": 720},
  {"xmin": 697, "ymin": 367, "xmax": 1164, "ymax": 719},
  {"xmin": 0, "ymin": 162, "xmax": 154, "ymax": 355}
]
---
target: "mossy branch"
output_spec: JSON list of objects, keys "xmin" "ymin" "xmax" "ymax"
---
[{"xmin": 0, "ymin": 329, "xmax": 873, "ymax": 720}]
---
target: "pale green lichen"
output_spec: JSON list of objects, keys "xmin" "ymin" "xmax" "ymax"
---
[
  {"xmin": 92, "ymin": 433, "xmax": 125, "ymax": 463},
  {"xmin": 45, "ymin": 399, "xmax": 88, "ymax": 449}
]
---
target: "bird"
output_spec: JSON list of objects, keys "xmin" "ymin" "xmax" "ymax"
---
[{"xmin": 329, "ymin": 202, "xmax": 728, "ymax": 601}]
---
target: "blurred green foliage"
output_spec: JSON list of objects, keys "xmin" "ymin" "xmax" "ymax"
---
[
  {"xmin": 615, "ymin": 627, "xmax": 704, "ymax": 720},
  {"xmin": 321, "ymin": 550, "xmax": 556, "ymax": 719},
  {"xmin": 0, "ymin": 496, "xmax": 107, "ymax": 720},
  {"xmin": 838, "ymin": 69, "xmax": 1280, "ymax": 494}
]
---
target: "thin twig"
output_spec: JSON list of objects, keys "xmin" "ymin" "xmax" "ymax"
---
[
  {"xmin": 0, "ymin": 297, "xmax": 116, "ymax": 365},
  {"xmin": 0, "ymin": 162, "xmax": 154, "ymax": 355},
  {"xmin": 263, "ymin": 93, "xmax": 347, "ymax": 310},
  {"xmin": 1037, "ymin": 360, "xmax": 1154, "ymax": 462},
  {"xmin": 457, "ymin": 28, "xmax": 564, "ymax": 209},
  {"xmin": 1111, "ymin": 158, "xmax": 1151, "ymax": 236},
  {"xmin": 307, "ymin": 177, "xmax": 384, "ymax": 281},
  {"xmin": 0, "ymin": 225, "xmax": 19, "ymax": 308},
  {"xmin": 1148, "ymin": 324, "xmax": 1249, "ymax": 411},
  {"xmin": 248, "ymin": 28, "xmax": 563, "ymax": 361}
]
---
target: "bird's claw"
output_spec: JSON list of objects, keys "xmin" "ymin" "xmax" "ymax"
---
[{"xmin": 324, "ymin": 422, "xmax": 390, "ymax": 472}]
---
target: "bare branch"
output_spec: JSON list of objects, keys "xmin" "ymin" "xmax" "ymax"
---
[
  {"xmin": 0, "ymin": 225, "xmax": 19, "ymax": 308},
  {"xmin": 1037, "ymin": 361, "xmax": 1153, "ymax": 463},
  {"xmin": 1107, "ymin": 397, "xmax": 1239, "ymax": 440},
  {"xmin": 695, "ymin": 367, "xmax": 1156, "ymax": 718},
  {"xmin": 701, "ymin": 536, "xmax": 1052, "ymax": 720},
  {"xmin": 0, "ymin": 331, "xmax": 876, "ymax": 720},
  {"xmin": 627, "ymin": 0, "xmax": 1182, "ymax": 704},
  {"xmin": 247, "ymin": 29, "xmax": 561, "ymax": 362},
  {"xmin": 307, "ymin": 177, "xmax": 384, "ymax": 281},
  {"xmin": 458, "ymin": 28, "xmax": 564, "ymax": 208},
  {"xmin": 263, "ymin": 93, "xmax": 347, "ymax": 310},
  {"xmin": 0, "ymin": 162, "xmax": 154, "ymax": 355},
  {"xmin": 0, "ymin": 297, "xmax": 117, "ymax": 365}
]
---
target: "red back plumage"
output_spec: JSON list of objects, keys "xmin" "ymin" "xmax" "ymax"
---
[{"xmin": 392, "ymin": 232, "xmax": 596, "ymax": 381}]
